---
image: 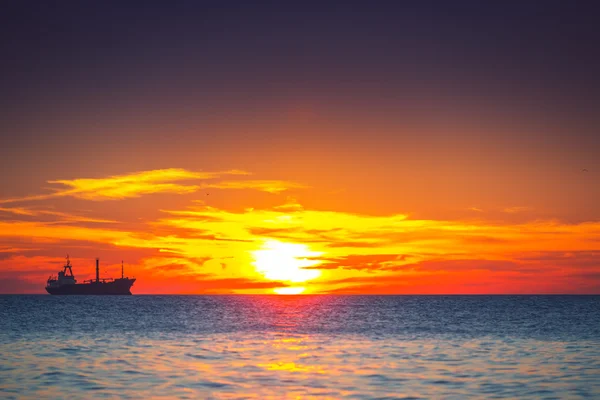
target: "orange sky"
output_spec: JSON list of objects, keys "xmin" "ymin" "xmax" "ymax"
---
[
  {"xmin": 1, "ymin": 4, "xmax": 599, "ymax": 294},
  {"xmin": 0, "ymin": 167, "xmax": 598, "ymax": 294}
]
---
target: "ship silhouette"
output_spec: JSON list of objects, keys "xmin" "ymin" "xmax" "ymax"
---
[{"xmin": 46, "ymin": 256, "xmax": 135, "ymax": 295}]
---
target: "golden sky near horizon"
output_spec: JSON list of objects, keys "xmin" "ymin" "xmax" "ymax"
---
[{"xmin": 0, "ymin": 167, "xmax": 598, "ymax": 294}]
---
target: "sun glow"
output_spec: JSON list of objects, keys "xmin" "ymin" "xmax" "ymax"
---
[
  {"xmin": 274, "ymin": 287, "xmax": 306, "ymax": 295},
  {"xmin": 251, "ymin": 240, "xmax": 322, "ymax": 291}
]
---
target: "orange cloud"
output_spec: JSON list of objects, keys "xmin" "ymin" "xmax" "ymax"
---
[
  {"xmin": 0, "ymin": 168, "xmax": 251, "ymax": 203},
  {"xmin": 309, "ymin": 254, "xmax": 411, "ymax": 270},
  {"xmin": 201, "ymin": 179, "xmax": 308, "ymax": 193},
  {"xmin": 0, "ymin": 206, "xmax": 118, "ymax": 223},
  {"xmin": 0, "ymin": 221, "xmax": 132, "ymax": 243},
  {"xmin": 0, "ymin": 247, "xmax": 40, "ymax": 253}
]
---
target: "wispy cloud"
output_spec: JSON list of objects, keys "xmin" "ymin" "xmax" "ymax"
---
[
  {"xmin": 0, "ymin": 206, "xmax": 117, "ymax": 223},
  {"xmin": 311, "ymin": 254, "xmax": 411, "ymax": 270},
  {"xmin": 0, "ymin": 169, "xmax": 251, "ymax": 203},
  {"xmin": 0, "ymin": 247, "xmax": 41, "ymax": 253},
  {"xmin": 0, "ymin": 207, "xmax": 35, "ymax": 216},
  {"xmin": 0, "ymin": 221, "xmax": 133, "ymax": 245},
  {"xmin": 202, "ymin": 180, "xmax": 308, "ymax": 194}
]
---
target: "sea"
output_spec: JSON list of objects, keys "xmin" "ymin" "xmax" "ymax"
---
[{"xmin": 1, "ymin": 295, "xmax": 599, "ymax": 399}]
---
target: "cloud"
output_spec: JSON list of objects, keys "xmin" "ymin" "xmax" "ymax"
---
[
  {"xmin": 47, "ymin": 169, "xmax": 248, "ymax": 201},
  {"xmin": 0, "ymin": 246, "xmax": 41, "ymax": 255},
  {"xmin": 247, "ymin": 226, "xmax": 332, "ymax": 243},
  {"xmin": 513, "ymin": 251, "xmax": 600, "ymax": 268},
  {"xmin": 274, "ymin": 199, "xmax": 304, "ymax": 211},
  {"xmin": 155, "ymin": 204, "xmax": 600, "ymax": 259},
  {"xmin": 0, "ymin": 207, "xmax": 36, "ymax": 216},
  {"xmin": 0, "ymin": 168, "xmax": 250, "ymax": 203},
  {"xmin": 202, "ymin": 180, "xmax": 308, "ymax": 193},
  {"xmin": 0, "ymin": 221, "xmax": 133, "ymax": 247},
  {"xmin": 318, "ymin": 260, "xmax": 600, "ymax": 294},
  {"xmin": 308, "ymin": 254, "xmax": 411, "ymax": 270},
  {"xmin": 0, "ymin": 169, "xmax": 306, "ymax": 205},
  {"xmin": 311, "ymin": 248, "xmax": 600, "ymax": 294},
  {"xmin": 187, "ymin": 277, "xmax": 289, "ymax": 292},
  {"xmin": 387, "ymin": 258, "xmax": 525, "ymax": 272},
  {"xmin": 0, "ymin": 246, "xmax": 42, "ymax": 261},
  {"xmin": 138, "ymin": 256, "xmax": 211, "ymax": 275},
  {"xmin": 0, "ymin": 206, "xmax": 118, "ymax": 223},
  {"xmin": 325, "ymin": 241, "xmax": 384, "ymax": 248}
]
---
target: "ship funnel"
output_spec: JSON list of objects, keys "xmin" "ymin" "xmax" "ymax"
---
[{"xmin": 96, "ymin": 258, "xmax": 100, "ymax": 283}]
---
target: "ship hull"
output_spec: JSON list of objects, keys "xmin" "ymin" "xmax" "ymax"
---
[{"xmin": 46, "ymin": 279, "xmax": 135, "ymax": 295}]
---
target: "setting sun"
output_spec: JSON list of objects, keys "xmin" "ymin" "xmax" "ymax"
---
[
  {"xmin": 274, "ymin": 287, "xmax": 306, "ymax": 295},
  {"xmin": 251, "ymin": 240, "xmax": 322, "ymax": 292}
]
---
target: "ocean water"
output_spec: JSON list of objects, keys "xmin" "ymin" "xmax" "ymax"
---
[{"xmin": 1, "ymin": 295, "xmax": 599, "ymax": 399}]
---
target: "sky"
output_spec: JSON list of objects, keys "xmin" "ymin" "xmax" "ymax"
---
[{"xmin": 0, "ymin": 1, "xmax": 599, "ymax": 294}]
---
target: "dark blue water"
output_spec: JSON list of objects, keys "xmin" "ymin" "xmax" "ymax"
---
[{"xmin": 1, "ymin": 295, "xmax": 599, "ymax": 398}]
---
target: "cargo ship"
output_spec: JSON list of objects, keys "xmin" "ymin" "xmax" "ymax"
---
[{"xmin": 46, "ymin": 256, "xmax": 135, "ymax": 295}]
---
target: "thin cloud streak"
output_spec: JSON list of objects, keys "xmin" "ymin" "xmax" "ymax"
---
[
  {"xmin": 0, "ymin": 206, "xmax": 118, "ymax": 223},
  {"xmin": 0, "ymin": 168, "xmax": 251, "ymax": 203},
  {"xmin": 201, "ymin": 180, "xmax": 308, "ymax": 194}
]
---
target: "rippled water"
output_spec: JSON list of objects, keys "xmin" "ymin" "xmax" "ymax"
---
[{"xmin": 1, "ymin": 295, "xmax": 599, "ymax": 399}]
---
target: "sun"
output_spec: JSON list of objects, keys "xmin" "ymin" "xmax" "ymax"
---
[
  {"xmin": 251, "ymin": 240, "xmax": 322, "ymax": 292},
  {"xmin": 275, "ymin": 287, "xmax": 306, "ymax": 295}
]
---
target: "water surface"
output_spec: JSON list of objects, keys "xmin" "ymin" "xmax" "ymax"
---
[{"xmin": 1, "ymin": 295, "xmax": 599, "ymax": 398}]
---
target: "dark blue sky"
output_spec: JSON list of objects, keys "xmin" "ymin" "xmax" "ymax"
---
[
  {"xmin": 1, "ymin": 1, "xmax": 600, "ymax": 133},
  {"xmin": 3, "ymin": 1, "xmax": 598, "ymax": 125}
]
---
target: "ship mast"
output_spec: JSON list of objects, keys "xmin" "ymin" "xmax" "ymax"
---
[
  {"xmin": 64, "ymin": 255, "xmax": 74, "ymax": 277},
  {"xmin": 121, "ymin": 260, "xmax": 124, "ymax": 279},
  {"xmin": 96, "ymin": 258, "xmax": 100, "ymax": 283}
]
